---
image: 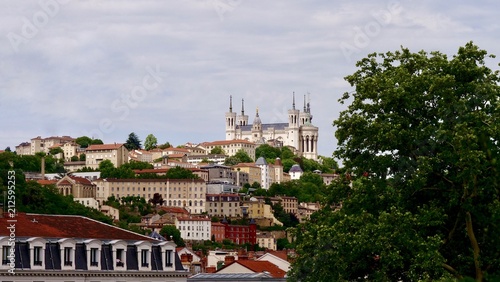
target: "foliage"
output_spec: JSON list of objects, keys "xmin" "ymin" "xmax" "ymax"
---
[
  {"xmin": 149, "ymin": 193, "xmax": 165, "ymax": 206},
  {"xmin": 157, "ymin": 142, "xmax": 172, "ymax": 149},
  {"xmin": 165, "ymin": 166, "xmax": 199, "ymax": 179},
  {"xmin": 144, "ymin": 134, "xmax": 158, "ymax": 151},
  {"xmin": 160, "ymin": 225, "xmax": 185, "ymax": 247},
  {"xmin": 122, "ymin": 160, "xmax": 154, "ymax": 170},
  {"xmin": 4, "ymin": 147, "xmax": 11, "ymax": 152},
  {"xmin": 70, "ymin": 155, "xmax": 79, "ymax": 161},
  {"xmin": 49, "ymin": 147, "xmax": 64, "ymax": 156},
  {"xmin": 75, "ymin": 136, "xmax": 103, "ymax": 148},
  {"xmin": 210, "ymin": 146, "xmax": 225, "ymax": 155},
  {"xmin": 223, "ymin": 149, "xmax": 253, "ymax": 165},
  {"xmin": 79, "ymin": 153, "xmax": 86, "ymax": 161},
  {"xmin": 124, "ymin": 132, "xmax": 142, "ymax": 150},
  {"xmin": 290, "ymin": 43, "xmax": 500, "ymax": 281},
  {"xmin": 272, "ymin": 203, "xmax": 299, "ymax": 228},
  {"xmin": 0, "ymin": 151, "xmax": 64, "ymax": 173}
]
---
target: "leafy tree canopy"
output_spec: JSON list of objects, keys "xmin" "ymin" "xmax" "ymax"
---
[
  {"xmin": 160, "ymin": 225, "xmax": 185, "ymax": 247},
  {"xmin": 75, "ymin": 136, "xmax": 103, "ymax": 148},
  {"xmin": 144, "ymin": 134, "xmax": 158, "ymax": 151},
  {"xmin": 124, "ymin": 132, "xmax": 142, "ymax": 150},
  {"xmin": 224, "ymin": 149, "xmax": 253, "ymax": 165},
  {"xmin": 210, "ymin": 146, "xmax": 225, "ymax": 155},
  {"xmin": 289, "ymin": 43, "xmax": 500, "ymax": 281}
]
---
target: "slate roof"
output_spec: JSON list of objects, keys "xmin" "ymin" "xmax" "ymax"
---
[
  {"xmin": 255, "ymin": 157, "xmax": 268, "ymax": 166},
  {"xmin": 289, "ymin": 164, "xmax": 303, "ymax": 173},
  {"xmin": 0, "ymin": 213, "xmax": 156, "ymax": 241},
  {"xmin": 237, "ymin": 123, "xmax": 288, "ymax": 131}
]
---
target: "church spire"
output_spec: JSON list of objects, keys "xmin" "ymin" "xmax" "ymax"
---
[
  {"xmin": 303, "ymin": 94, "xmax": 306, "ymax": 111},
  {"xmin": 229, "ymin": 95, "xmax": 233, "ymax": 112},
  {"xmin": 241, "ymin": 98, "xmax": 245, "ymax": 115},
  {"xmin": 292, "ymin": 92, "xmax": 296, "ymax": 110}
]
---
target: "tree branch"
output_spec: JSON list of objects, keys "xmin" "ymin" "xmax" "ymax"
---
[
  {"xmin": 466, "ymin": 212, "xmax": 483, "ymax": 281},
  {"xmin": 442, "ymin": 263, "xmax": 463, "ymax": 280}
]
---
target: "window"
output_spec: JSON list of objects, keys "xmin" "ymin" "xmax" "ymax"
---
[
  {"xmin": 90, "ymin": 248, "xmax": 99, "ymax": 266},
  {"xmin": 141, "ymin": 249, "xmax": 149, "ymax": 267},
  {"xmin": 165, "ymin": 250, "xmax": 173, "ymax": 267},
  {"xmin": 34, "ymin": 246, "xmax": 43, "ymax": 266},
  {"xmin": 64, "ymin": 247, "xmax": 72, "ymax": 266},
  {"xmin": 116, "ymin": 249, "xmax": 124, "ymax": 267},
  {"xmin": 2, "ymin": 246, "xmax": 10, "ymax": 265}
]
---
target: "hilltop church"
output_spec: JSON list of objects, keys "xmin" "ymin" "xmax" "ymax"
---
[{"xmin": 225, "ymin": 94, "xmax": 319, "ymax": 160}]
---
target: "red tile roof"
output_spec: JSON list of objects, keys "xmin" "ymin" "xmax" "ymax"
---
[
  {"xmin": 0, "ymin": 213, "xmax": 156, "ymax": 241},
  {"xmin": 267, "ymin": 250, "xmax": 289, "ymax": 261},
  {"xmin": 70, "ymin": 176, "xmax": 93, "ymax": 185},
  {"xmin": 159, "ymin": 206, "xmax": 190, "ymax": 214},
  {"xmin": 87, "ymin": 143, "xmax": 124, "ymax": 150},
  {"xmin": 37, "ymin": 179, "xmax": 57, "ymax": 185},
  {"xmin": 220, "ymin": 260, "xmax": 286, "ymax": 278},
  {"xmin": 133, "ymin": 168, "xmax": 170, "ymax": 174}
]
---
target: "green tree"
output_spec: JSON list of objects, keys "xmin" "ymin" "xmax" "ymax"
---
[
  {"xmin": 144, "ymin": 134, "xmax": 158, "ymax": 151},
  {"xmin": 49, "ymin": 147, "xmax": 64, "ymax": 157},
  {"xmin": 255, "ymin": 144, "xmax": 281, "ymax": 159},
  {"xmin": 157, "ymin": 142, "xmax": 172, "ymax": 149},
  {"xmin": 75, "ymin": 136, "xmax": 93, "ymax": 148},
  {"xmin": 70, "ymin": 155, "xmax": 79, "ymax": 161},
  {"xmin": 4, "ymin": 147, "xmax": 11, "ymax": 152},
  {"xmin": 210, "ymin": 146, "xmax": 224, "ymax": 155},
  {"xmin": 289, "ymin": 43, "xmax": 500, "ymax": 281},
  {"xmin": 124, "ymin": 132, "xmax": 142, "ymax": 150},
  {"xmin": 79, "ymin": 153, "xmax": 86, "ymax": 161},
  {"xmin": 165, "ymin": 166, "xmax": 198, "ymax": 179},
  {"xmin": 223, "ymin": 149, "xmax": 253, "ymax": 165},
  {"xmin": 160, "ymin": 225, "xmax": 185, "ymax": 247}
]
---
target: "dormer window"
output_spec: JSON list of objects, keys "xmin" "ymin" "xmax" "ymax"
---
[
  {"xmin": 141, "ymin": 249, "xmax": 149, "ymax": 267},
  {"xmin": 90, "ymin": 248, "xmax": 99, "ymax": 266},
  {"xmin": 33, "ymin": 246, "xmax": 43, "ymax": 266},
  {"xmin": 2, "ymin": 246, "xmax": 10, "ymax": 265},
  {"xmin": 116, "ymin": 249, "xmax": 124, "ymax": 267},
  {"xmin": 165, "ymin": 250, "xmax": 173, "ymax": 267},
  {"xmin": 64, "ymin": 247, "xmax": 72, "ymax": 266}
]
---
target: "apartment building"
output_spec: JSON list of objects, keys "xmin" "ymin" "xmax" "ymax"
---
[
  {"xmin": 94, "ymin": 178, "xmax": 206, "ymax": 214},
  {"xmin": 85, "ymin": 143, "xmax": 129, "ymax": 169},
  {"xmin": 200, "ymin": 140, "xmax": 256, "ymax": 160},
  {"xmin": 0, "ymin": 213, "xmax": 187, "ymax": 281},
  {"xmin": 205, "ymin": 194, "xmax": 242, "ymax": 218},
  {"xmin": 176, "ymin": 217, "xmax": 211, "ymax": 241},
  {"xmin": 231, "ymin": 162, "xmax": 261, "ymax": 186}
]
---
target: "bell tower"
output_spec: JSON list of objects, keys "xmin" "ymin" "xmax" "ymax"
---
[{"xmin": 225, "ymin": 95, "xmax": 237, "ymax": 140}]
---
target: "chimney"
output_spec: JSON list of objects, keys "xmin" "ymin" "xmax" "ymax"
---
[
  {"xmin": 206, "ymin": 266, "xmax": 216, "ymax": 273},
  {"xmin": 41, "ymin": 157, "xmax": 45, "ymax": 179},
  {"xmin": 224, "ymin": 255, "xmax": 235, "ymax": 265},
  {"xmin": 181, "ymin": 253, "xmax": 189, "ymax": 263}
]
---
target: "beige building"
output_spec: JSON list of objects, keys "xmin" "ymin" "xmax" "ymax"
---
[
  {"xmin": 232, "ymin": 162, "xmax": 261, "ymax": 186},
  {"xmin": 85, "ymin": 143, "xmax": 129, "ymax": 169},
  {"xmin": 94, "ymin": 178, "xmax": 206, "ymax": 214},
  {"xmin": 257, "ymin": 232, "xmax": 277, "ymax": 251},
  {"xmin": 15, "ymin": 142, "xmax": 31, "ymax": 155},
  {"xmin": 56, "ymin": 175, "xmax": 97, "ymax": 198},
  {"xmin": 15, "ymin": 136, "xmax": 76, "ymax": 156},
  {"xmin": 205, "ymin": 193, "xmax": 241, "ymax": 218},
  {"xmin": 242, "ymin": 197, "xmax": 282, "ymax": 225},
  {"xmin": 200, "ymin": 140, "xmax": 256, "ymax": 161}
]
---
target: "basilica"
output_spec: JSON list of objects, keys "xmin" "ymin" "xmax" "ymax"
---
[{"xmin": 225, "ymin": 94, "xmax": 319, "ymax": 160}]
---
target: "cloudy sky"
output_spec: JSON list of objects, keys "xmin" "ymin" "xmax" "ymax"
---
[{"xmin": 1, "ymin": 0, "xmax": 499, "ymax": 157}]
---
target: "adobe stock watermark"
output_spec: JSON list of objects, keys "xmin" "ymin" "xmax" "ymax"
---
[
  {"xmin": 82, "ymin": 65, "xmax": 167, "ymax": 140},
  {"xmin": 6, "ymin": 0, "xmax": 71, "ymax": 53},
  {"xmin": 209, "ymin": 0, "xmax": 243, "ymax": 21},
  {"xmin": 339, "ymin": 0, "xmax": 402, "ymax": 62}
]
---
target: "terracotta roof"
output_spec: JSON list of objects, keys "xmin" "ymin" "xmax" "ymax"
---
[
  {"xmin": 166, "ymin": 153, "xmax": 187, "ymax": 158},
  {"xmin": 58, "ymin": 179, "xmax": 72, "ymax": 185},
  {"xmin": 70, "ymin": 176, "xmax": 93, "ymax": 185},
  {"xmin": 219, "ymin": 260, "xmax": 286, "ymax": 278},
  {"xmin": 267, "ymin": 250, "xmax": 289, "ymax": 261},
  {"xmin": 104, "ymin": 178, "xmax": 204, "ymax": 183},
  {"xmin": 232, "ymin": 162, "xmax": 259, "ymax": 168},
  {"xmin": 201, "ymin": 140, "xmax": 256, "ymax": 146},
  {"xmin": 133, "ymin": 168, "xmax": 169, "ymax": 174},
  {"xmin": 37, "ymin": 179, "xmax": 57, "ymax": 185},
  {"xmin": 177, "ymin": 217, "xmax": 211, "ymax": 222},
  {"xmin": 86, "ymin": 143, "xmax": 124, "ymax": 150},
  {"xmin": 159, "ymin": 206, "xmax": 190, "ymax": 214},
  {"xmin": 0, "ymin": 213, "xmax": 156, "ymax": 241},
  {"xmin": 165, "ymin": 147, "xmax": 190, "ymax": 153}
]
